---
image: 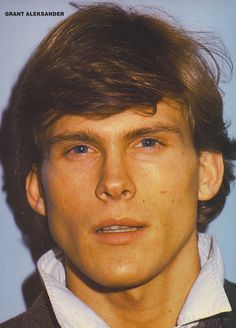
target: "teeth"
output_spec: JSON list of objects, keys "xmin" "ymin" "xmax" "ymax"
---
[{"xmin": 97, "ymin": 225, "xmax": 142, "ymax": 234}]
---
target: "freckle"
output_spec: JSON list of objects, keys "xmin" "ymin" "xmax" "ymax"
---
[
  {"xmin": 142, "ymin": 199, "xmax": 145, "ymax": 203},
  {"xmin": 172, "ymin": 198, "xmax": 175, "ymax": 204},
  {"xmin": 160, "ymin": 190, "xmax": 166, "ymax": 194}
]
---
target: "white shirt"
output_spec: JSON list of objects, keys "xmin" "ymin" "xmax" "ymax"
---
[{"xmin": 37, "ymin": 233, "xmax": 232, "ymax": 328}]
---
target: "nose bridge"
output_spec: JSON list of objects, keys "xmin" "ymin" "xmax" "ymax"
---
[{"xmin": 95, "ymin": 146, "xmax": 136, "ymax": 201}]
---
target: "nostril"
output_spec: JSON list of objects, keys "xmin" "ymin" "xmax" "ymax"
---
[
  {"xmin": 122, "ymin": 190, "xmax": 130, "ymax": 197},
  {"xmin": 95, "ymin": 173, "xmax": 136, "ymax": 201}
]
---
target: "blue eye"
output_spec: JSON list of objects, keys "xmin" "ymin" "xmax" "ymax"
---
[
  {"xmin": 141, "ymin": 138, "xmax": 158, "ymax": 148},
  {"xmin": 72, "ymin": 145, "xmax": 89, "ymax": 154}
]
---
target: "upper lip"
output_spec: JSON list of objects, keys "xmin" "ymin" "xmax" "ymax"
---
[{"xmin": 93, "ymin": 218, "xmax": 146, "ymax": 233}]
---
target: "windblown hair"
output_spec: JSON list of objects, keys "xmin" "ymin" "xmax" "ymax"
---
[{"xmin": 11, "ymin": 3, "xmax": 236, "ymax": 227}]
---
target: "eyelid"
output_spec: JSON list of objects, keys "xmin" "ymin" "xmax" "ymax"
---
[
  {"xmin": 65, "ymin": 143, "xmax": 97, "ymax": 155},
  {"xmin": 134, "ymin": 137, "xmax": 164, "ymax": 148}
]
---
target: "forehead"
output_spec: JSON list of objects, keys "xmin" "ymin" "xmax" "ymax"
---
[{"xmin": 46, "ymin": 99, "xmax": 190, "ymax": 139}]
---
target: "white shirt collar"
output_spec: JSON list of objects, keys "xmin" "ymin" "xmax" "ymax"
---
[
  {"xmin": 37, "ymin": 233, "xmax": 232, "ymax": 328},
  {"xmin": 37, "ymin": 249, "xmax": 107, "ymax": 328},
  {"xmin": 176, "ymin": 233, "xmax": 232, "ymax": 327}
]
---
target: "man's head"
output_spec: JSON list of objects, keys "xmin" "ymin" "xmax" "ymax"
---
[
  {"xmin": 13, "ymin": 3, "xmax": 235, "ymax": 227},
  {"xmin": 25, "ymin": 99, "xmax": 224, "ymax": 289}
]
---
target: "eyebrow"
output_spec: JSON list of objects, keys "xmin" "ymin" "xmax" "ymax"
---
[
  {"xmin": 49, "ymin": 122, "xmax": 181, "ymax": 147},
  {"xmin": 123, "ymin": 123, "xmax": 180, "ymax": 141}
]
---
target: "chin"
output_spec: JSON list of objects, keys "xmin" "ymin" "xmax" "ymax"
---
[{"xmin": 91, "ymin": 268, "xmax": 156, "ymax": 291}]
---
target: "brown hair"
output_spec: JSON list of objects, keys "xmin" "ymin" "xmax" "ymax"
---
[{"xmin": 11, "ymin": 3, "xmax": 236, "ymax": 227}]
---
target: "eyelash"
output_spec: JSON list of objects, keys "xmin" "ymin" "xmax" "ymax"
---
[
  {"xmin": 66, "ymin": 144, "xmax": 95, "ymax": 157},
  {"xmin": 135, "ymin": 137, "xmax": 164, "ymax": 150}
]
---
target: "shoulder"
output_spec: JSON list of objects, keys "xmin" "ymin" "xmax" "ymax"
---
[
  {"xmin": 225, "ymin": 279, "xmax": 236, "ymax": 308},
  {"xmin": 0, "ymin": 291, "xmax": 59, "ymax": 328},
  {"xmin": 224, "ymin": 279, "xmax": 236, "ymax": 326}
]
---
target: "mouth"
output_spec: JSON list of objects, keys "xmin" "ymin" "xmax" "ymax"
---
[
  {"xmin": 96, "ymin": 225, "xmax": 144, "ymax": 234},
  {"xmin": 93, "ymin": 219, "xmax": 146, "ymax": 245}
]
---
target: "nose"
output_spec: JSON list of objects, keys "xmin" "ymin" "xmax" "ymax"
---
[{"xmin": 95, "ymin": 154, "xmax": 136, "ymax": 201}]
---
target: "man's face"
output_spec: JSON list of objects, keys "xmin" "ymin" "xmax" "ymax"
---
[{"xmin": 30, "ymin": 100, "xmax": 202, "ymax": 288}]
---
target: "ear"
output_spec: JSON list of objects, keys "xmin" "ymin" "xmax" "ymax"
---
[
  {"xmin": 25, "ymin": 167, "xmax": 46, "ymax": 216},
  {"xmin": 198, "ymin": 151, "xmax": 224, "ymax": 201}
]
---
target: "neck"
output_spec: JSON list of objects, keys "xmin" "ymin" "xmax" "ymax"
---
[{"xmin": 66, "ymin": 231, "xmax": 200, "ymax": 328}]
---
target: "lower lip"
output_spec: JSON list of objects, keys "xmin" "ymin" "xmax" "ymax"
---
[{"xmin": 94, "ymin": 228, "xmax": 146, "ymax": 246}]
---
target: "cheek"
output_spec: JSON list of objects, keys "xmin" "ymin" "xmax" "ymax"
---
[
  {"xmin": 41, "ymin": 165, "xmax": 95, "ymax": 241},
  {"xmin": 139, "ymin": 163, "xmax": 198, "ymax": 196},
  {"xmin": 136, "ymin": 158, "xmax": 199, "ymax": 263},
  {"xmin": 136, "ymin": 154, "xmax": 199, "ymax": 222},
  {"xmin": 42, "ymin": 163, "xmax": 95, "ymax": 211}
]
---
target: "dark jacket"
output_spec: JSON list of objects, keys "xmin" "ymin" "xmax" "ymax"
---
[{"xmin": 1, "ymin": 280, "xmax": 236, "ymax": 327}]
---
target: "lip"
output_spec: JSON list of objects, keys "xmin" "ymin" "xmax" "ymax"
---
[{"xmin": 93, "ymin": 218, "xmax": 147, "ymax": 246}]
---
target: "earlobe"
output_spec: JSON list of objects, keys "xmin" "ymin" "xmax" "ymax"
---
[
  {"xmin": 25, "ymin": 168, "xmax": 46, "ymax": 216},
  {"xmin": 198, "ymin": 151, "xmax": 224, "ymax": 201}
]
